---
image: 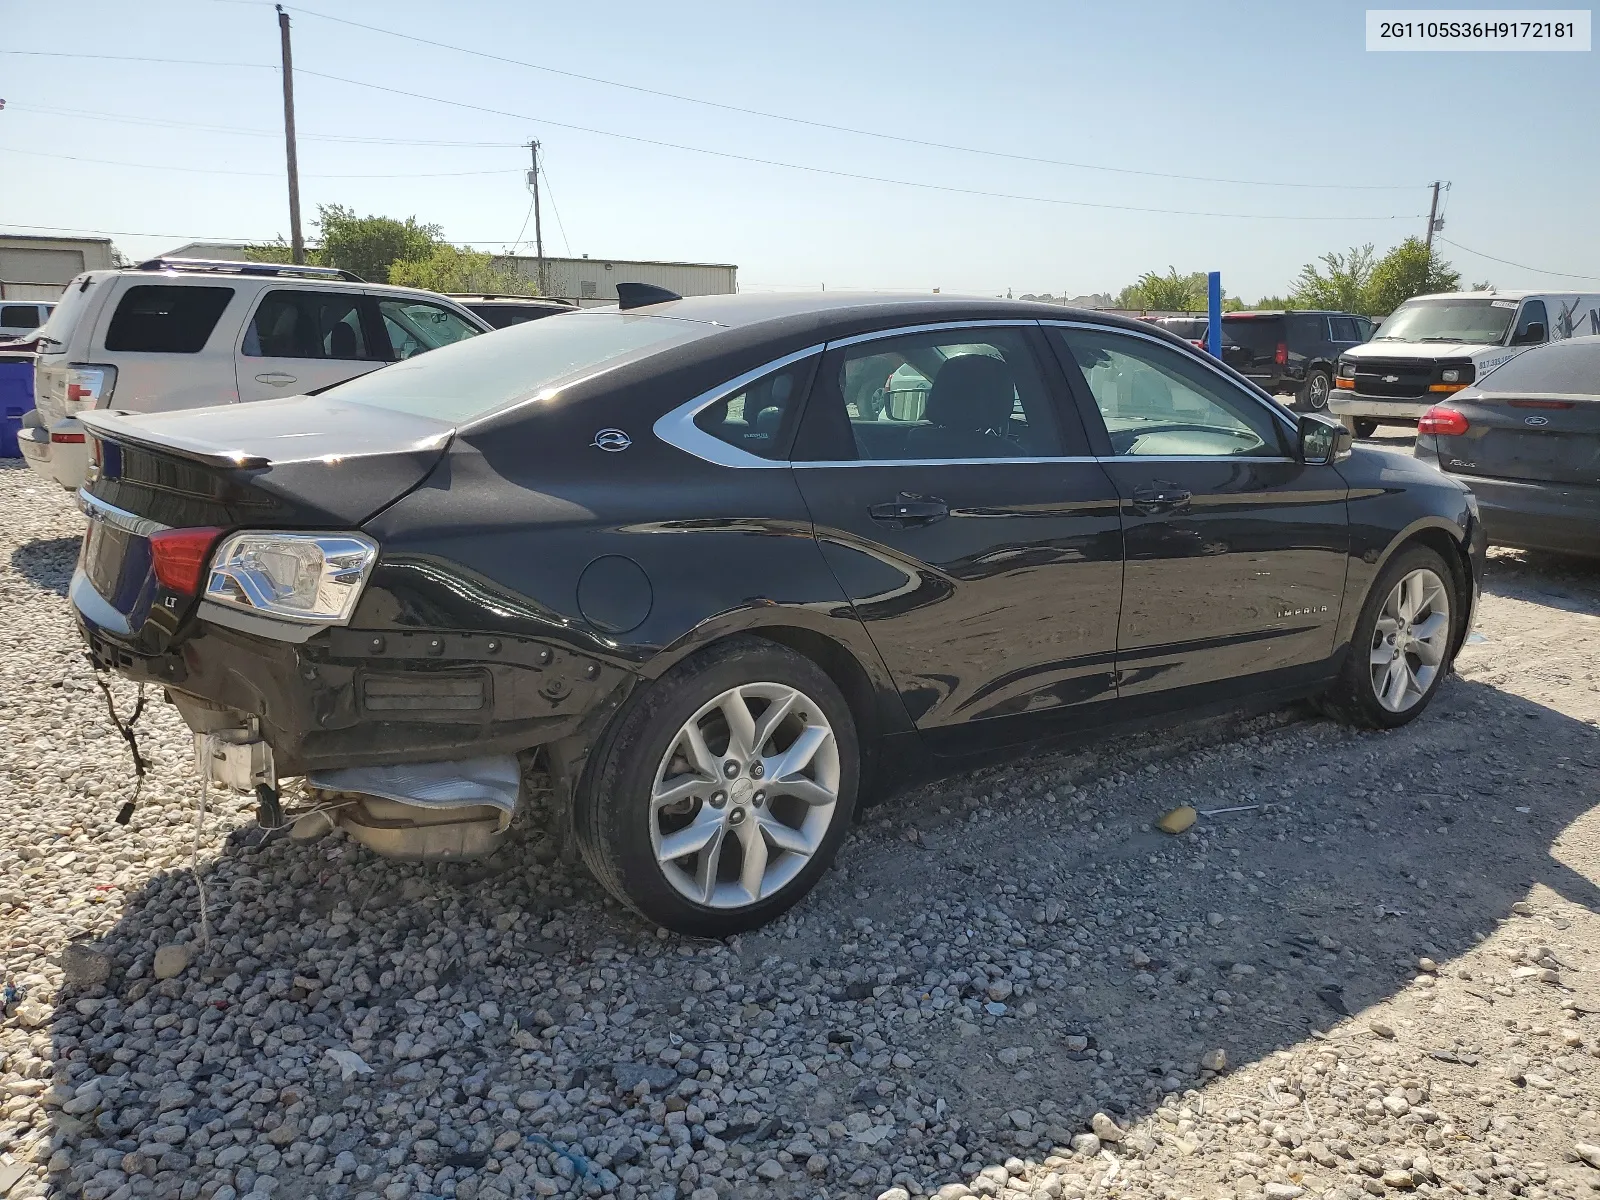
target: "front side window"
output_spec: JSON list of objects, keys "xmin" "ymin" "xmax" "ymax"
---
[
  {"xmin": 799, "ymin": 328, "xmax": 1063, "ymax": 462},
  {"xmin": 243, "ymin": 290, "xmax": 370, "ymax": 360},
  {"xmin": 1053, "ymin": 327, "xmax": 1284, "ymax": 458},
  {"xmin": 1329, "ymin": 316, "xmax": 1360, "ymax": 340},
  {"xmin": 1512, "ymin": 299, "xmax": 1548, "ymax": 345},
  {"xmin": 105, "ymin": 285, "xmax": 234, "ymax": 353},
  {"xmin": 378, "ymin": 299, "xmax": 480, "ymax": 360},
  {"xmin": 693, "ymin": 359, "xmax": 817, "ymax": 461}
]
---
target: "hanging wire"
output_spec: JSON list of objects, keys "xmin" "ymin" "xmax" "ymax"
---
[{"xmin": 538, "ymin": 160, "xmax": 575, "ymax": 258}]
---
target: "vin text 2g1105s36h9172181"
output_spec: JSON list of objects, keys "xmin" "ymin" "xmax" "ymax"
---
[{"xmin": 69, "ymin": 290, "xmax": 1485, "ymax": 935}]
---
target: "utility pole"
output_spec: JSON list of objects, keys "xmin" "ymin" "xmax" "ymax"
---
[
  {"xmin": 276, "ymin": 5, "xmax": 304, "ymax": 264},
  {"xmin": 1424, "ymin": 180, "xmax": 1441, "ymax": 258},
  {"xmin": 526, "ymin": 141, "xmax": 546, "ymax": 296}
]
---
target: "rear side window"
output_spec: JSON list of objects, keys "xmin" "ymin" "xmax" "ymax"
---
[
  {"xmin": 693, "ymin": 358, "xmax": 818, "ymax": 461},
  {"xmin": 105, "ymin": 285, "xmax": 234, "ymax": 353},
  {"xmin": 243, "ymin": 290, "xmax": 371, "ymax": 360},
  {"xmin": 1221, "ymin": 317, "xmax": 1284, "ymax": 353},
  {"xmin": 1330, "ymin": 316, "xmax": 1360, "ymax": 340}
]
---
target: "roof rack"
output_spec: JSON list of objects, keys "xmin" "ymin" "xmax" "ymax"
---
[{"xmin": 134, "ymin": 257, "xmax": 365, "ymax": 283}]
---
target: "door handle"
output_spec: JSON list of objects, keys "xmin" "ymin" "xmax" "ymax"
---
[
  {"xmin": 868, "ymin": 495, "xmax": 949, "ymax": 528},
  {"xmin": 1131, "ymin": 483, "xmax": 1192, "ymax": 516},
  {"xmin": 254, "ymin": 373, "xmax": 298, "ymax": 386}
]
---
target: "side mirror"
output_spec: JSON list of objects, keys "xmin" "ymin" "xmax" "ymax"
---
[
  {"xmin": 1512, "ymin": 321, "xmax": 1546, "ymax": 346},
  {"xmin": 1297, "ymin": 412, "xmax": 1352, "ymax": 465}
]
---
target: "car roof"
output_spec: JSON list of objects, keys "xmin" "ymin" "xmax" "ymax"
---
[
  {"xmin": 1406, "ymin": 290, "xmax": 1543, "ymax": 301},
  {"xmin": 591, "ymin": 290, "xmax": 1168, "ymax": 337},
  {"xmin": 79, "ymin": 266, "xmax": 475, "ymax": 307},
  {"xmin": 1225, "ymin": 309, "xmax": 1358, "ymax": 317}
]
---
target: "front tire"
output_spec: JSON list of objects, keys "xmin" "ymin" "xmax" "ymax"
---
[
  {"xmin": 575, "ymin": 638, "xmax": 859, "ymax": 936},
  {"xmin": 1320, "ymin": 545, "xmax": 1458, "ymax": 729}
]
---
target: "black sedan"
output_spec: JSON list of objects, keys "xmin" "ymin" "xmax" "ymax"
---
[
  {"xmin": 1415, "ymin": 334, "xmax": 1600, "ymax": 558},
  {"xmin": 71, "ymin": 291, "xmax": 1485, "ymax": 935}
]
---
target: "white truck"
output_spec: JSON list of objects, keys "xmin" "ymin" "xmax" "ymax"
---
[{"xmin": 1330, "ymin": 289, "xmax": 1600, "ymax": 435}]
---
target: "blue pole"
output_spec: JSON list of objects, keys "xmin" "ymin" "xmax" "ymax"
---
[{"xmin": 1206, "ymin": 271, "xmax": 1222, "ymax": 357}]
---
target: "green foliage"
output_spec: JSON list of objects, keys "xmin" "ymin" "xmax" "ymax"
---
[
  {"xmin": 1136, "ymin": 266, "xmax": 1204, "ymax": 311},
  {"xmin": 1253, "ymin": 295, "xmax": 1301, "ymax": 310},
  {"xmin": 317, "ymin": 205, "xmax": 440, "ymax": 284},
  {"xmin": 388, "ymin": 245, "xmax": 541, "ymax": 296},
  {"xmin": 1365, "ymin": 237, "xmax": 1461, "ymax": 317},
  {"xmin": 242, "ymin": 237, "xmax": 304, "ymax": 266},
  {"xmin": 1292, "ymin": 243, "xmax": 1375, "ymax": 314}
]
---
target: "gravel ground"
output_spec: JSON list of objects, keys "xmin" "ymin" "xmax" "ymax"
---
[{"xmin": 3, "ymin": 457, "xmax": 1600, "ymax": 1200}]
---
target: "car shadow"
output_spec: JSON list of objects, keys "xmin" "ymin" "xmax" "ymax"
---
[
  {"xmin": 31, "ymin": 674, "xmax": 1600, "ymax": 1199},
  {"xmin": 11, "ymin": 537, "xmax": 80, "ymax": 599}
]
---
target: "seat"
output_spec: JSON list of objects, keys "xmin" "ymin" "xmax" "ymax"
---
[
  {"xmin": 902, "ymin": 355, "xmax": 1020, "ymax": 460},
  {"xmin": 328, "ymin": 322, "xmax": 359, "ymax": 359}
]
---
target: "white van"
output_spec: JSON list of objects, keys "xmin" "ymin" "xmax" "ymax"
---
[
  {"xmin": 19, "ymin": 259, "xmax": 489, "ymax": 490},
  {"xmin": 1330, "ymin": 289, "xmax": 1600, "ymax": 434}
]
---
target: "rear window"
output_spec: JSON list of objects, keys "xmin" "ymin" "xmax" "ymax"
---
[
  {"xmin": 467, "ymin": 304, "xmax": 565, "ymax": 329},
  {"xmin": 1, "ymin": 305, "xmax": 42, "ymax": 328},
  {"xmin": 33, "ymin": 277, "xmax": 97, "ymax": 351},
  {"xmin": 1477, "ymin": 337, "xmax": 1600, "ymax": 394},
  {"xmin": 105, "ymin": 284, "xmax": 234, "ymax": 353},
  {"xmin": 323, "ymin": 311, "xmax": 713, "ymax": 422},
  {"xmin": 1221, "ymin": 316, "xmax": 1285, "ymax": 354}
]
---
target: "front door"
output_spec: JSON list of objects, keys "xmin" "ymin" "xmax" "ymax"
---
[
  {"xmin": 790, "ymin": 323, "xmax": 1124, "ymax": 753},
  {"xmin": 1046, "ymin": 324, "xmax": 1350, "ymax": 699},
  {"xmin": 235, "ymin": 288, "xmax": 386, "ymax": 402}
]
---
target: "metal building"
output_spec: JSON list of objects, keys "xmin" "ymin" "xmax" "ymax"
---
[
  {"xmin": 0, "ymin": 235, "xmax": 117, "ymax": 300},
  {"xmin": 494, "ymin": 255, "xmax": 738, "ymax": 307}
]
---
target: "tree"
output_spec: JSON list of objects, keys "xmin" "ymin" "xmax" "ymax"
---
[
  {"xmin": 388, "ymin": 245, "xmax": 540, "ymax": 296},
  {"xmin": 244, "ymin": 204, "xmax": 442, "ymax": 283},
  {"xmin": 1364, "ymin": 237, "xmax": 1460, "ymax": 316},
  {"xmin": 1292, "ymin": 243, "xmax": 1375, "ymax": 313},
  {"xmin": 1136, "ymin": 267, "xmax": 1204, "ymax": 311},
  {"xmin": 1254, "ymin": 295, "xmax": 1300, "ymax": 310}
]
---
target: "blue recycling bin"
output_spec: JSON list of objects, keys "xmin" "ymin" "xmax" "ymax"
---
[{"xmin": 0, "ymin": 358, "xmax": 35, "ymax": 459}]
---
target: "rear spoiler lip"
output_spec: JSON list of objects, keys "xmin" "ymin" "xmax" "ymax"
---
[{"xmin": 78, "ymin": 410, "xmax": 272, "ymax": 469}]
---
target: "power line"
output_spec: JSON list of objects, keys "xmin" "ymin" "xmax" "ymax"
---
[
  {"xmin": 0, "ymin": 48, "xmax": 274, "ymax": 69},
  {"xmin": 0, "ymin": 220, "xmax": 569, "ymax": 247},
  {"xmin": 1437, "ymin": 237, "xmax": 1600, "ymax": 284},
  {"xmin": 508, "ymin": 192, "xmax": 536, "ymax": 256},
  {"xmin": 7, "ymin": 102, "xmax": 525, "ymax": 147},
  {"xmin": 538, "ymin": 162, "xmax": 575, "ymax": 258},
  {"xmin": 286, "ymin": 4, "xmax": 1421, "ymax": 193},
  {"xmin": 292, "ymin": 66, "xmax": 1423, "ymax": 223},
  {"xmin": 0, "ymin": 145, "xmax": 519, "ymax": 179}
]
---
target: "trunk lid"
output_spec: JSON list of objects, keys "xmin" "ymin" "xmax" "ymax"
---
[
  {"xmin": 1433, "ymin": 389, "xmax": 1600, "ymax": 486},
  {"xmin": 74, "ymin": 395, "xmax": 454, "ymax": 647}
]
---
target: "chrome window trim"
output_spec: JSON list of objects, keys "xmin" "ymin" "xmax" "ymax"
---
[
  {"xmin": 825, "ymin": 319, "xmax": 1040, "ymax": 350},
  {"xmin": 78, "ymin": 488, "xmax": 170, "ymax": 537},
  {"xmin": 1038, "ymin": 318, "xmax": 1301, "ymax": 441},
  {"xmin": 652, "ymin": 343, "xmax": 826, "ymax": 469},
  {"xmin": 791, "ymin": 454, "xmax": 1295, "ymax": 469}
]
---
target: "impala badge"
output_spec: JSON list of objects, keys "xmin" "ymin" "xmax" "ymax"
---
[
  {"xmin": 1524, "ymin": 415, "xmax": 1550, "ymax": 427},
  {"xmin": 592, "ymin": 428, "xmax": 632, "ymax": 452}
]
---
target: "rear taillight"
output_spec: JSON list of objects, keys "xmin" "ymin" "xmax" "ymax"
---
[
  {"xmin": 62, "ymin": 364, "xmax": 115, "ymax": 412},
  {"xmin": 51, "ymin": 432, "xmax": 86, "ymax": 444},
  {"xmin": 150, "ymin": 527, "xmax": 224, "ymax": 595},
  {"xmin": 1508, "ymin": 399, "xmax": 1576, "ymax": 410},
  {"xmin": 1274, "ymin": 342, "xmax": 1287, "ymax": 366},
  {"xmin": 1418, "ymin": 406, "xmax": 1469, "ymax": 436}
]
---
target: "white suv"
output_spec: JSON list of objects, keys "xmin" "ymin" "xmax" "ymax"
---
[{"xmin": 19, "ymin": 258, "xmax": 489, "ymax": 490}]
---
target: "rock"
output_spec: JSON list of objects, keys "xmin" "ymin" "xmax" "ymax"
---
[
  {"xmin": 755, "ymin": 1159, "xmax": 784, "ymax": 1181},
  {"xmin": 493, "ymin": 1129, "xmax": 521, "ymax": 1151},
  {"xmin": 1090, "ymin": 1113, "xmax": 1123, "ymax": 1142},
  {"xmin": 806, "ymin": 1154, "xmax": 829, "ymax": 1175},
  {"xmin": 1512, "ymin": 901, "xmax": 1535, "ymax": 916},
  {"xmin": 1264, "ymin": 1186, "xmax": 1305, "ymax": 1200},
  {"xmin": 1369, "ymin": 1020, "xmax": 1396, "ymax": 1039},
  {"xmin": 1200, "ymin": 1048, "xmax": 1228, "ymax": 1072},
  {"xmin": 1417, "ymin": 957, "xmax": 1438, "ymax": 973},
  {"xmin": 1575, "ymin": 1144, "xmax": 1600, "ymax": 1170},
  {"xmin": 1071, "ymin": 1134, "xmax": 1101, "ymax": 1156},
  {"xmin": 1155, "ymin": 806, "xmax": 1197, "ymax": 834},
  {"xmin": 878, "ymin": 1190, "xmax": 911, "ymax": 1200},
  {"xmin": 1381, "ymin": 1169, "xmax": 1416, "ymax": 1189},
  {"xmin": 152, "ymin": 943, "xmax": 190, "ymax": 980},
  {"xmin": 14, "ymin": 998, "xmax": 51, "ymax": 1028},
  {"xmin": 59, "ymin": 943, "xmax": 113, "ymax": 988}
]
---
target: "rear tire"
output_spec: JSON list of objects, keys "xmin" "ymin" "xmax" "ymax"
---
[
  {"xmin": 575, "ymin": 637, "xmax": 859, "ymax": 936},
  {"xmin": 1297, "ymin": 368, "xmax": 1332, "ymax": 412},
  {"xmin": 1319, "ymin": 545, "xmax": 1459, "ymax": 730},
  {"xmin": 1353, "ymin": 418, "xmax": 1378, "ymax": 438}
]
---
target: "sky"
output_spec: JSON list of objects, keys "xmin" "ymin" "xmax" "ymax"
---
[{"xmin": 2, "ymin": 0, "xmax": 1597, "ymax": 301}]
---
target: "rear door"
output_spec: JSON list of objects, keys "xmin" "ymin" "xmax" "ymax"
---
[
  {"xmin": 1047, "ymin": 322, "xmax": 1350, "ymax": 699},
  {"xmin": 235, "ymin": 287, "xmax": 386, "ymax": 402},
  {"xmin": 790, "ymin": 322, "xmax": 1124, "ymax": 752}
]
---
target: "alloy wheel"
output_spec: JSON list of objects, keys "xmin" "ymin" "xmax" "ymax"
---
[
  {"xmin": 1369, "ymin": 567, "xmax": 1451, "ymax": 713},
  {"xmin": 1307, "ymin": 373, "xmax": 1330, "ymax": 410},
  {"xmin": 649, "ymin": 682, "xmax": 839, "ymax": 910}
]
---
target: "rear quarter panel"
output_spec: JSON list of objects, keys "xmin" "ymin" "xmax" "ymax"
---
[{"xmin": 88, "ymin": 280, "xmax": 248, "ymax": 412}]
